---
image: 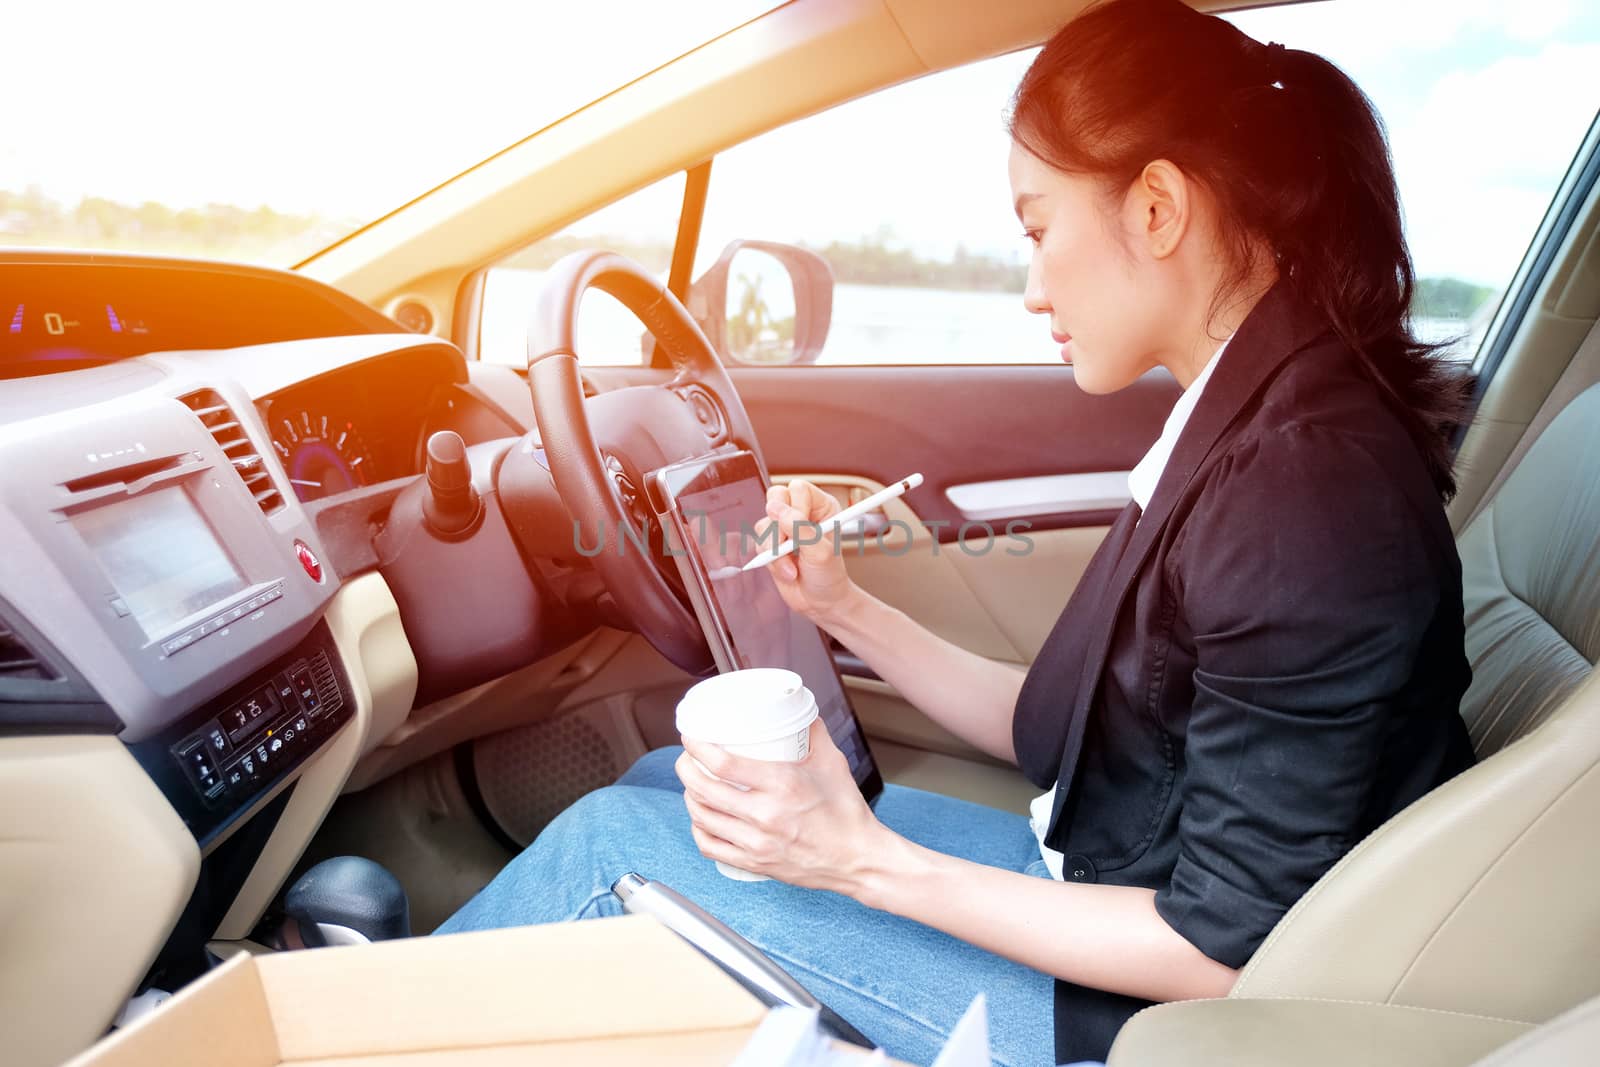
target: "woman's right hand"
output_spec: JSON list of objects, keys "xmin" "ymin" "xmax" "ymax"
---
[{"xmin": 758, "ymin": 478, "xmax": 859, "ymax": 624}]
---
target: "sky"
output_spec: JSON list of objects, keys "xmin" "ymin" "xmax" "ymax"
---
[
  {"xmin": 1230, "ymin": 0, "xmax": 1600, "ymax": 286},
  {"xmin": 0, "ymin": 0, "xmax": 777, "ymax": 217},
  {"xmin": 2, "ymin": 0, "xmax": 1596, "ymax": 292}
]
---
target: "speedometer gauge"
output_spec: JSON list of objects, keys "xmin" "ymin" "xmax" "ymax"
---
[{"xmin": 269, "ymin": 409, "xmax": 377, "ymax": 502}]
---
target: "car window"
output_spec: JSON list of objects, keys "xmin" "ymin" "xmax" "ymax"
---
[
  {"xmin": 690, "ymin": 2, "xmax": 1598, "ymax": 366},
  {"xmin": 694, "ymin": 53, "xmax": 1042, "ymax": 365},
  {"xmin": 478, "ymin": 173, "xmax": 685, "ymax": 368},
  {"xmin": 1227, "ymin": 0, "xmax": 1600, "ymax": 367}
]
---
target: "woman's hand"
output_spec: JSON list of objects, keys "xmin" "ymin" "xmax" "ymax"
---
[
  {"xmin": 675, "ymin": 718, "xmax": 888, "ymax": 896},
  {"xmin": 758, "ymin": 478, "xmax": 858, "ymax": 624}
]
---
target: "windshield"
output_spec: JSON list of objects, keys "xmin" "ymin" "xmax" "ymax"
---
[{"xmin": 0, "ymin": 0, "xmax": 777, "ymax": 266}]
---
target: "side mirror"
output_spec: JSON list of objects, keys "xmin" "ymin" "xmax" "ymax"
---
[{"xmin": 688, "ymin": 240, "xmax": 833, "ymax": 366}]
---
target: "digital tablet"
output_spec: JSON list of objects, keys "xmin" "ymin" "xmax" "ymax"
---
[{"xmin": 649, "ymin": 450, "xmax": 884, "ymax": 804}]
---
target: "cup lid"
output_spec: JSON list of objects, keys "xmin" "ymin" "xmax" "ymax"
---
[{"xmin": 676, "ymin": 668, "xmax": 818, "ymax": 744}]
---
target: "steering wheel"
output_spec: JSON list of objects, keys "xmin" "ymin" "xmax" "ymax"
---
[{"xmin": 525, "ymin": 250, "xmax": 765, "ymax": 674}]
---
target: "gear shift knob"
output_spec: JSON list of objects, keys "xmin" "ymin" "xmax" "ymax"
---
[{"xmin": 284, "ymin": 857, "xmax": 410, "ymax": 947}]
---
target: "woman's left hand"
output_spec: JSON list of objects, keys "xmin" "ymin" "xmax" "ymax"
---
[{"xmin": 676, "ymin": 718, "xmax": 888, "ymax": 895}]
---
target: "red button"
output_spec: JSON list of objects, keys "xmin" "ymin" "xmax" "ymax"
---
[{"xmin": 294, "ymin": 540, "xmax": 323, "ymax": 583}]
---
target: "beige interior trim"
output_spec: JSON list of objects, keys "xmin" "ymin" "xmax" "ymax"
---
[
  {"xmin": 207, "ymin": 939, "xmax": 272, "ymax": 961},
  {"xmin": 329, "ymin": 574, "xmax": 421, "ymax": 758},
  {"xmin": 1107, "ymin": 997, "xmax": 1531, "ymax": 1067},
  {"xmin": 872, "ymin": 739, "xmax": 1036, "ymax": 813},
  {"xmin": 1, "ymin": 735, "xmax": 201, "ymax": 1067},
  {"xmin": 944, "ymin": 524, "xmax": 1103, "ymax": 664},
  {"xmin": 213, "ymin": 574, "xmax": 417, "ymax": 940}
]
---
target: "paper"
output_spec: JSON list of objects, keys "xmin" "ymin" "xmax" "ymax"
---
[
  {"xmin": 929, "ymin": 994, "xmax": 991, "ymax": 1067},
  {"xmin": 727, "ymin": 1007, "xmax": 838, "ymax": 1067},
  {"xmin": 728, "ymin": 994, "xmax": 992, "ymax": 1066}
]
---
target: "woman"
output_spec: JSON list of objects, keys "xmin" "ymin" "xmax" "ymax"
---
[{"xmin": 439, "ymin": 1, "xmax": 1476, "ymax": 1063}]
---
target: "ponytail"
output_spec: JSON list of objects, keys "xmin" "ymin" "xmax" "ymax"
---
[{"xmin": 1009, "ymin": 0, "xmax": 1469, "ymax": 499}]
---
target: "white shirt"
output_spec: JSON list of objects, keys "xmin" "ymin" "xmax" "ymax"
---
[
  {"xmin": 1029, "ymin": 338, "xmax": 1231, "ymax": 879},
  {"xmin": 1127, "ymin": 338, "xmax": 1231, "ymax": 513}
]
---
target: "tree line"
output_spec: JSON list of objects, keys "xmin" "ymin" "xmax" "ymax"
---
[
  {"xmin": 0, "ymin": 187, "xmax": 349, "ymax": 262},
  {"xmin": 2, "ymin": 188, "xmax": 1497, "ymax": 319}
]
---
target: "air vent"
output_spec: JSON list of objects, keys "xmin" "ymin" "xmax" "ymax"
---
[
  {"xmin": 0, "ymin": 621, "xmax": 55, "ymax": 681},
  {"xmin": 180, "ymin": 389, "xmax": 285, "ymax": 515},
  {"xmin": 310, "ymin": 653, "xmax": 345, "ymax": 716},
  {"xmin": 386, "ymin": 296, "xmax": 437, "ymax": 334}
]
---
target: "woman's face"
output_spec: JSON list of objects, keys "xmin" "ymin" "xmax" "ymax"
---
[{"xmin": 1009, "ymin": 142, "xmax": 1179, "ymax": 394}]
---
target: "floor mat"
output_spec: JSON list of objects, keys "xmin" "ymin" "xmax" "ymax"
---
[{"xmin": 471, "ymin": 697, "xmax": 649, "ymax": 846}]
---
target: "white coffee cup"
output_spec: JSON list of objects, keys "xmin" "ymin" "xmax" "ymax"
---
[{"xmin": 675, "ymin": 667, "xmax": 820, "ymax": 881}]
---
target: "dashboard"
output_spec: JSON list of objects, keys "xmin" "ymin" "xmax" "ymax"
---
[
  {"xmin": 0, "ymin": 254, "xmax": 483, "ymax": 504},
  {"xmin": 0, "ymin": 254, "xmax": 400, "ymax": 373},
  {"xmin": 0, "ymin": 251, "xmax": 530, "ymax": 833}
]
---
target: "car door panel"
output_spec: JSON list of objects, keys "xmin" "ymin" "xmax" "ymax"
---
[{"xmin": 725, "ymin": 365, "xmax": 1174, "ymax": 534}]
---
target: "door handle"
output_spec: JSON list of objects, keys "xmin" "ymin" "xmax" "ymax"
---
[
  {"xmin": 814, "ymin": 483, "xmax": 890, "ymax": 543},
  {"xmin": 776, "ymin": 476, "xmax": 912, "ymax": 551},
  {"xmin": 833, "ymin": 511, "xmax": 889, "ymax": 541}
]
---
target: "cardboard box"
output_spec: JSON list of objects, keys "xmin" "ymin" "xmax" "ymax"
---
[{"xmin": 66, "ymin": 915, "xmax": 885, "ymax": 1066}]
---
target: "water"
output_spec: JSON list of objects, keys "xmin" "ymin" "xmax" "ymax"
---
[{"xmin": 480, "ymin": 269, "xmax": 1480, "ymax": 368}]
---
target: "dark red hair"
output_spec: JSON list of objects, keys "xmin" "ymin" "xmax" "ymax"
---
[{"xmin": 1009, "ymin": 0, "xmax": 1468, "ymax": 499}]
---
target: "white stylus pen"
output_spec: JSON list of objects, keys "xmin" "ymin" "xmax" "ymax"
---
[{"xmin": 741, "ymin": 472, "xmax": 924, "ymax": 571}]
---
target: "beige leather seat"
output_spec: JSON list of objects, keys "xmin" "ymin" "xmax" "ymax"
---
[{"xmin": 1108, "ymin": 380, "xmax": 1600, "ymax": 1066}]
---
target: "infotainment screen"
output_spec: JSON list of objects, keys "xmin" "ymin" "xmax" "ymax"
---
[
  {"xmin": 72, "ymin": 487, "xmax": 247, "ymax": 638},
  {"xmin": 653, "ymin": 452, "xmax": 883, "ymax": 803}
]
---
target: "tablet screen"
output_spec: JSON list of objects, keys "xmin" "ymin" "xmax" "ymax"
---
[{"xmin": 663, "ymin": 454, "xmax": 883, "ymax": 801}]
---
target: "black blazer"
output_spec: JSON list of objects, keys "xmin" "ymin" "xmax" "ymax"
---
[{"xmin": 1011, "ymin": 282, "xmax": 1476, "ymax": 1063}]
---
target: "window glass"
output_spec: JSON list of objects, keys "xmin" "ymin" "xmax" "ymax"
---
[
  {"xmin": 696, "ymin": 2, "xmax": 1599, "ymax": 365},
  {"xmin": 0, "ymin": 1, "xmax": 776, "ymax": 265},
  {"xmin": 478, "ymin": 173, "xmax": 684, "ymax": 367}
]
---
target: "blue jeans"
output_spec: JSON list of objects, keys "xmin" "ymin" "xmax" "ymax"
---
[{"xmin": 437, "ymin": 746, "xmax": 1062, "ymax": 1067}]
